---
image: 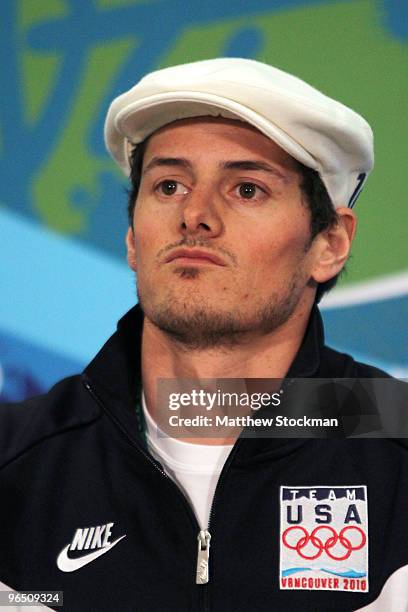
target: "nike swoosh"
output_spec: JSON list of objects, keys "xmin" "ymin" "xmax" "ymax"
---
[{"xmin": 57, "ymin": 535, "xmax": 126, "ymax": 572}]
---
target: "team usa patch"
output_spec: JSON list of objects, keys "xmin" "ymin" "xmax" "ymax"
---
[{"xmin": 279, "ymin": 485, "xmax": 368, "ymax": 593}]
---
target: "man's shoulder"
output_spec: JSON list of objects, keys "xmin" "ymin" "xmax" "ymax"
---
[
  {"xmin": 321, "ymin": 344, "xmax": 408, "ymax": 448},
  {"xmin": 321, "ymin": 344, "xmax": 392, "ymax": 378},
  {"xmin": 0, "ymin": 375, "xmax": 101, "ymax": 470}
]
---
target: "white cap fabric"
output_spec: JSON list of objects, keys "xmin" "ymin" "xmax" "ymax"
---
[{"xmin": 104, "ymin": 57, "xmax": 374, "ymax": 209}]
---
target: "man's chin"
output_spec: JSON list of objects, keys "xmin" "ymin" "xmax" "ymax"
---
[
  {"xmin": 139, "ymin": 295, "xmax": 301, "ymax": 350},
  {"xmin": 141, "ymin": 302, "xmax": 244, "ymax": 350}
]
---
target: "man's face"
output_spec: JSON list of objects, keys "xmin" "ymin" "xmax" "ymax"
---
[{"xmin": 126, "ymin": 117, "xmax": 321, "ymax": 348}]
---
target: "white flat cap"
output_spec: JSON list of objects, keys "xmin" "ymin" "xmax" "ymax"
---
[{"xmin": 104, "ymin": 57, "xmax": 374, "ymax": 209}]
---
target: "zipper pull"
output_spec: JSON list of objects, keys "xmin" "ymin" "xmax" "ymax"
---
[{"xmin": 196, "ymin": 530, "xmax": 211, "ymax": 584}]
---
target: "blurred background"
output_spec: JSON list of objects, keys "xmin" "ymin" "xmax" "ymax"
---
[{"xmin": 1, "ymin": 0, "xmax": 407, "ymax": 402}]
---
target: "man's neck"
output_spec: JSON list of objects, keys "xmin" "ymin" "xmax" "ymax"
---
[{"xmin": 141, "ymin": 298, "xmax": 314, "ymax": 444}]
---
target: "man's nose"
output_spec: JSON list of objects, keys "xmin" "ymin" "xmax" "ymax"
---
[{"xmin": 180, "ymin": 188, "xmax": 223, "ymax": 238}]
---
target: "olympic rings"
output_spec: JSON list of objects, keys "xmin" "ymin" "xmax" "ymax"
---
[{"xmin": 282, "ymin": 525, "xmax": 366, "ymax": 560}]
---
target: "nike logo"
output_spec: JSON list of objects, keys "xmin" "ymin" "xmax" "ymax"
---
[{"xmin": 57, "ymin": 523, "xmax": 126, "ymax": 572}]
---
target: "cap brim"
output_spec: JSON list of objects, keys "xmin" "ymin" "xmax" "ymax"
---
[{"xmin": 107, "ymin": 91, "xmax": 318, "ymax": 176}]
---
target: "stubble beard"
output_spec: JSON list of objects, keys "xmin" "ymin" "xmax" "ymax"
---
[{"xmin": 136, "ymin": 265, "xmax": 310, "ymax": 351}]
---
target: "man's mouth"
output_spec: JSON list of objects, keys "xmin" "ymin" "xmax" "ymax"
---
[{"xmin": 164, "ymin": 249, "xmax": 227, "ymax": 267}]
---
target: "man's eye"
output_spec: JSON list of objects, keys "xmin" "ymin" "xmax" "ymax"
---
[
  {"xmin": 236, "ymin": 182, "xmax": 264, "ymax": 200},
  {"xmin": 156, "ymin": 180, "xmax": 188, "ymax": 196}
]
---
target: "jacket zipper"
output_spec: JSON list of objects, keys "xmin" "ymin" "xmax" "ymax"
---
[
  {"xmin": 83, "ymin": 379, "xmax": 242, "ymax": 592},
  {"xmin": 196, "ymin": 530, "xmax": 211, "ymax": 584},
  {"xmin": 192, "ymin": 381, "xmax": 291, "ymax": 585},
  {"xmin": 202, "ymin": 437, "xmax": 242, "ymax": 585}
]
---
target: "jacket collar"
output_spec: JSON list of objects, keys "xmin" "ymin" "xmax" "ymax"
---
[
  {"xmin": 84, "ymin": 305, "xmax": 144, "ymax": 407},
  {"xmin": 83, "ymin": 305, "xmax": 145, "ymax": 441},
  {"xmin": 286, "ymin": 303, "xmax": 323, "ymax": 378}
]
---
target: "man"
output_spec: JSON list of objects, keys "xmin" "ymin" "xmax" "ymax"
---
[{"xmin": 0, "ymin": 58, "xmax": 407, "ymax": 611}]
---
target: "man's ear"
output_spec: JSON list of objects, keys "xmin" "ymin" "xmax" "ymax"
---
[
  {"xmin": 311, "ymin": 207, "xmax": 357, "ymax": 284},
  {"xmin": 125, "ymin": 226, "xmax": 137, "ymax": 272}
]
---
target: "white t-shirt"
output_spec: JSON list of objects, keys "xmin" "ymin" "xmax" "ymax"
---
[{"xmin": 142, "ymin": 394, "xmax": 233, "ymax": 529}]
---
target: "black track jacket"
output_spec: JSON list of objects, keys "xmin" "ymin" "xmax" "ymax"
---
[{"xmin": 1, "ymin": 306, "xmax": 407, "ymax": 611}]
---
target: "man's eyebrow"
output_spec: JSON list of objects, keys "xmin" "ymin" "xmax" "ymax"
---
[
  {"xmin": 222, "ymin": 160, "xmax": 289, "ymax": 180},
  {"xmin": 142, "ymin": 157, "xmax": 191, "ymax": 175},
  {"xmin": 142, "ymin": 157, "xmax": 290, "ymax": 180}
]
